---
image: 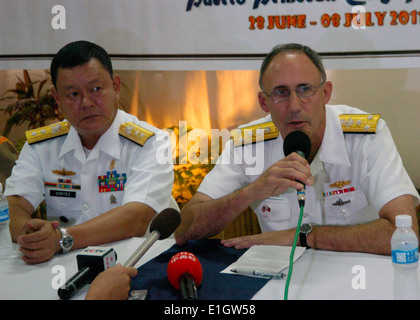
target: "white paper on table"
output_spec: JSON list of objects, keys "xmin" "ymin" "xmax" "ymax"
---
[{"xmin": 221, "ymin": 245, "xmax": 306, "ymax": 278}]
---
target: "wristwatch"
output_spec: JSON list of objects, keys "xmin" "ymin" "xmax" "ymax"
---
[
  {"xmin": 299, "ymin": 223, "xmax": 313, "ymax": 248},
  {"xmin": 58, "ymin": 227, "xmax": 74, "ymax": 253}
]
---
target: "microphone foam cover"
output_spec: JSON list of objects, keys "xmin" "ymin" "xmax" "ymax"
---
[
  {"xmin": 149, "ymin": 208, "xmax": 181, "ymax": 240},
  {"xmin": 283, "ymin": 131, "xmax": 311, "ymax": 160},
  {"xmin": 167, "ymin": 252, "xmax": 203, "ymax": 290}
]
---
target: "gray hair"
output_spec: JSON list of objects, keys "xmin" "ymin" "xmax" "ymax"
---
[{"xmin": 259, "ymin": 43, "xmax": 326, "ymax": 90}]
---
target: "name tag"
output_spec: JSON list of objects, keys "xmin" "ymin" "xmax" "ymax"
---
[{"xmin": 50, "ymin": 190, "xmax": 76, "ymax": 198}]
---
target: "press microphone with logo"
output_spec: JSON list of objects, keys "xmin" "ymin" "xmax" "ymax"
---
[
  {"xmin": 57, "ymin": 247, "xmax": 117, "ymax": 300},
  {"xmin": 167, "ymin": 252, "xmax": 203, "ymax": 300},
  {"xmin": 283, "ymin": 130, "xmax": 311, "ymax": 208},
  {"xmin": 123, "ymin": 208, "xmax": 181, "ymax": 267}
]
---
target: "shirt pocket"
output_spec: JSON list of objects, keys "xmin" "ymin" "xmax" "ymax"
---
[
  {"xmin": 96, "ymin": 191, "xmax": 124, "ymax": 214},
  {"xmin": 252, "ymin": 196, "xmax": 293, "ymax": 231},
  {"xmin": 44, "ymin": 189, "xmax": 82, "ymax": 225},
  {"xmin": 322, "ymin": 189, "xmax": 369, "ymax": 224}
]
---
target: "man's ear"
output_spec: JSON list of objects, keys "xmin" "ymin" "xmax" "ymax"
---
[
  {"xmin": 112, "ymin": 74, "xmax": 121, "ymax": 95},
  {"xmin": 51, "ymin": 86, "xmax": 58, "ymax": 103},
  {"xmin": 322, "ymin": 81, "xmax": 333, "ymax": 105},
  {"xmin": 51, "ymin": 86, "xmax": 66, "ymax": 117},
  {"xmin": 51, "ymin": 86, "xmax": 62, "ymax": 109},
  {"xmin": 258, "ymin": 91, "xmax": 270, "ymax": 113}
]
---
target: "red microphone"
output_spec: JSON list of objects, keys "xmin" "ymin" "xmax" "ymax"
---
[{"xmin": 167, "ymin": 252, "xmax": 203, "ymax": 300}]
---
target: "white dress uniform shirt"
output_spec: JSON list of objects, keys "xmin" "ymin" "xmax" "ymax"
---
[
  {"xmin": 198, "ymin": 105, "xmax": 419, "ymax": 233},
  {"xmin": 5, "ymin": 109, "xmax": 177, "ymax": 226}
]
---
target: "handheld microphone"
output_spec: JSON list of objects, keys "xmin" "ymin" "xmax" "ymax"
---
[
  {"xmin": 57, "ymin": 247, "xmax": 117, "ymax": 300},
  {"xmin": 123, "ymin": 208, "xmax": 181, "ymax": 267},
  {"xmin": 167, "ymin": 252, "xmax": 203, "ymax": 300},
  {"xmin": 283, "ymin": 131, "xmax": 311, "ymax": 207}
]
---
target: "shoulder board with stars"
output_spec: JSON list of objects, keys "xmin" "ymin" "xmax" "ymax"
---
[
  {"xmin": 26, "ymin": 121, "xmax": 70, "ymax": 145},
  {"xmin": 230, "ymin": 121, "xmax": 279, "ymax": 147},
  {"xmin": 339, "ymin": 114, "xmax": 380, "ymax": 134},
  {"xmin": 119, "ymin": 122, "xmax": 155, "ymax": 146}
]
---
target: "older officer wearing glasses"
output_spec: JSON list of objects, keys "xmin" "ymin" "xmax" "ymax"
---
[{"xmin": 175, "ymin": 43, "xmax": 419, "ymax": 255}]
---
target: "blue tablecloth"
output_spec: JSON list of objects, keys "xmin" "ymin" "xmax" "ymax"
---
[{"xmin": 130, "ymin": 239, "xmax": 269, "ymax": 300}]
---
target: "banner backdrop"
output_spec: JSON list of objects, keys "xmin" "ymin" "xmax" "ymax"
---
[{"xmin": 0, "ymin": 0, "xmax": 419, "ymax": 70}]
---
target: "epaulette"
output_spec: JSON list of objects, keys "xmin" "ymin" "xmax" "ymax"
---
[
  {"xmin": 26, "ymin": 121, "xmax": 70, "ymax": 145},
  {"xmin": 230, "ymin": 121, "xmax": 279, "ymax": 147},
  {"xmin": 119, "ymin": 122, "xmax": 155, "ymax": 146},
  {"xmin": 339, "ymin": 114, "xmax": 380, "ymax": 134}
]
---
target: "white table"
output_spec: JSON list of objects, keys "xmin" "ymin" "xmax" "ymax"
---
[
  {"xmin": 0, "ymin": 237, "xmax": 418, "ymax": 300},
  {"xmin": 0, "ymin": 237, "xmax": 173, "ymax": 300},
  {"xmin": 254, "ymin": 249, "xmax": 403, "ymax": 300}
]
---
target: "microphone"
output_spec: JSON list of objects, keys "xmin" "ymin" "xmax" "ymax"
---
[
  {"xmin": 283, "ymin": 131, "xmax": 311, "ymax": 207},
  {"xmin": 123, "ymin": 208, "xmax": 181, "ymax": 267},
  {"xmin": 57, "ymin": 247, "xmax": 117, "ymax": 300},
  {"xmin": 167, "ymin": 252, "xmax": 203, "ymax": 300}
]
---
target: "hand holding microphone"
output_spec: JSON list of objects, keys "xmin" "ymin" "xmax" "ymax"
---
[
  {"xmin": 85, "ymin": 264, "xmax": 138, "ymax": 300},
  {"xmin": 58, "ymin": 208, "xmax": 181, "ymax": 300},
  {"xmin": 58, "ymin": 247, "xmax": 118, "ymax": 300},
  {"xmin": 245, "ymin": 130, "xmax": 312, "ymax": 203}
]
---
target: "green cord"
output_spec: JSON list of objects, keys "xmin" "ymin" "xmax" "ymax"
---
[{"xmin": 284, "ymin": 205, "xmax": 305, "ymax": 300}]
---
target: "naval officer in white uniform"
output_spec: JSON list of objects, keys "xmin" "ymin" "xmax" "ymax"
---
[
  {"xmin": 5, "ymin": 41, "xmax": 177, "ymax": 264},
  {"xmin": 175, "ymin": 43, "xmax": 419, "ymax": 255}
]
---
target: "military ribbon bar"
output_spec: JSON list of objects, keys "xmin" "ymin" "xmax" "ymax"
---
[{"xmin": 322, "ymin": 187, "xmax": 355, "ymax": 198}]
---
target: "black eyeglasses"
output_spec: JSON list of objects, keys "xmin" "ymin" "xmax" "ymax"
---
[{"xmin": 263, "ymin": 81, "xmax": 325, "ymax": 103}]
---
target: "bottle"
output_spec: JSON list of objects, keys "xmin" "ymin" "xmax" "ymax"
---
[
  {"xmin": 391, "ymin": 214, "xmax": 420, "ymax": 300},
  {"xmin": 0, "ymin": 183, "xmax": 14, "ymax": 259}
]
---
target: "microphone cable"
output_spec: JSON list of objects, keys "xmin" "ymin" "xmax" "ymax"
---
[
  {"xmin": 284, "ymin": 203, "xmax": 305, "ymax": 300},
  {"xmin": 282, "ymin": 130, "xmax": 311, "ymax": 300}
]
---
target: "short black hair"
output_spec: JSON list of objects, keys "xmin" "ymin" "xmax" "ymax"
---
[
  {"xmin": 50, "ymin": 40, "xmax": 113, "ymax": 87},
  {"xmin": 259, "ymin": 43, "xmax": 326, "ymax": 90}
]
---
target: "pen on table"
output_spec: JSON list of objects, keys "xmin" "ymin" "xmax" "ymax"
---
[{"xmin": 230, "ymin": 268, "xmax": 285, "ymax": 279}]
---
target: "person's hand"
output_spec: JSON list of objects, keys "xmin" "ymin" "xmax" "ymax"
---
[
  {"xmin": 85, "ymin": 264, "xmax": 138, "ymax": 300},
  {"xmin": 221, "ymin": 230, "xmax": 297, "ymax": 249},
  {"xmin": 17, "ymin": 219, "xmax": 60, "ymax": 264},
  {"xmin": 244, "ymin": 152, "xmax": 313, "ymax": 202}
]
